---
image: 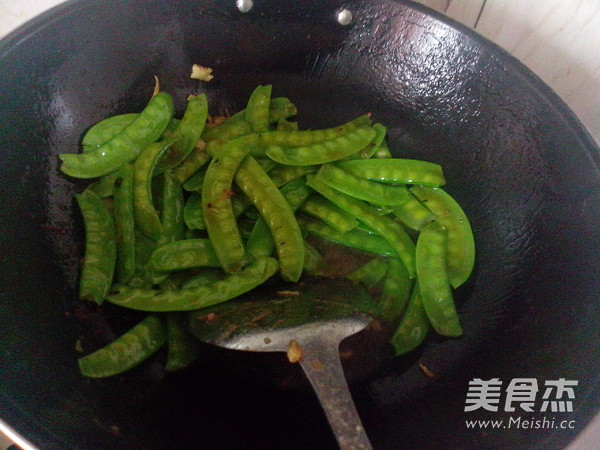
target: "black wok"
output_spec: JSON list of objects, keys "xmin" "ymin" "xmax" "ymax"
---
[{"xmin": 1, "ymin": 0, "xmax": 599, "ymax": 448}]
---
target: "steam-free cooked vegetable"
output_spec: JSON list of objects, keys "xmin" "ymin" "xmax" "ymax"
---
[{"xmin": 61, "ymin": 82, "xmax": 475, "ymax": 377}]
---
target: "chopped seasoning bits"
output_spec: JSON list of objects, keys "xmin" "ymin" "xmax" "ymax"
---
[
  {"xmin": 191, "ymin": 64, "xmax": 214, "ymax": 82},
  {"xmin": 287, "ymin": 339, "xmax": 303, "ymax": 363}
]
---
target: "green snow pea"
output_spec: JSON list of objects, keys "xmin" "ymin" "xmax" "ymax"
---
[
  {"xmin": 378, "ymin": 258, "xmax": 412, "ymax": 322},
  {"xmin": 276, "ymin": 118, "xmax": 299, "ymax": 132},
  {"xmin": 165, "ymin": 313, "xmax": 200, "ymax": 372},
  {"xmin": 202, "ymin": 135, "xmax": 257, "ymax": 273},
  {"xmin": 183, "ymin": 192, "xmax": 206, "ymax": 230},
  {"xmin": 268, "ymin": 165, "xmax": 318, "ymax": 187},
  {"xmin": 335, "ymin": 159, "xmax": 445, "ymax": 187},
  {"xmin": 257, "ymin": 115, "xmax": 372, "ymax": 148},
  {"xmin": 246, "ymin": 177, "xmax": 311, "ymax": 260},
  {"xmin": 410, "ymin": 186, "xmax": 475, "ymax": 288},
  {"xmin": 346, "ymin": 258, "xmax": 388, "ymax": 289},
  {"xmin": 126, "ymin": 228, "xmax": 156, "ymax": 289},
  {"xmin": 234, "ymin": 156, "xmax": 305, "ymax": 282},
  {"xmin": 173, "ymin": 144, "xmax": 211, "ymax": 184},
  {"xmin": 113, "ymin": 164, "xmax": 136, "ymax": 284},
  {"xmin": 155, "ymin": 94, "xmax": 208, "ymax": 172},
  {"xmin": 202, "ymin": 98, "xmax": 295, "ymax": 142},
  {"xmin": 60, "ymin": 92, "xmax": 174, "ymax": 178},
  {"xmin": 299, "ymin": 218, "xmax": 396, "ymax": 257},
  {"xmin": 306, "ymin": 175, "xmax": 416, "ymax": 277},
  {"xmin": 416, "ymin": 221, "xmax": 462, "ymax": 337},
  {"xmin": 148, "ymin": 239, "xmax": 220, "ymax": 272},
  {"xmin": 315, "ymin": 164, "xmax": 411, "ymax": 206},
  {"xmin": 81, "ymin": 113, "xmax": 139, "ymax": 149},
  {"xmin": 390, "ymin": 192, "xmax": 436, "ymax": 231},
  {"xmin": 78, "ymin": 314, "xmax": 166, "ymax": 378},
  {"xmin": 182, "ymin": 167, "xmax": 207, "ymax": 191},
  {"xmin": 358, "ymin": 123, "xmax": 387, "ymax": 159},
  {"xmin": 302, "ymin": 240, "xmax": 326, "ymax": 276},
  {"xmin": 76, "ymin": 189, "xmax": 116, "ymax": 304},
  {"xmin": 202, "ymin": 116, "xmax": 253, "ymax": 142},
  {"xmin": 268, "ymin": 97, "xmax": 297, "ymax": 123},
  {"xmin": 161, "ymin": 117, "xmax": 181, "ymax": 139},
  {"xmin": 246, "ymin": 85, "xmax": 272, "ymax": 132},
  {"xmin": 181, "ymin": 270, "xmax": 225, "ymax": 289},
  {"xmin": 107, "ymin": 257, "xmax": 279, "ymax": 312},
  {"xmin": 265, "ymin": 125, "xmax": 376, "ymax": 166},
  {"xmin": 157, "ymin": 170, "xmax": 185, "ymax": 245},
  {"xmin": 87, "ymin": 171, "xmax": 119, "ymax": 198},
  {"xmin": 133, "ymin": 138, "xmax": 176, "ymax": 241},
  {"xmin": 390, "ymin": 283, "xmax": 430, "ymax": 355},
  {"xmin": 374, "ymin": 138, "xmax": 392, "ymax": 158},
  {"xmin": 298, "ymin": 194, "xmax": 359, "ymax": 234},
  {"xmin": 246, "ymin": 218, "xmax": 274, "ymax": 259}
]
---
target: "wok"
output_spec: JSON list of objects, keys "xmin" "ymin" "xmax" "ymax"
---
[{"xmin": 1, "ymin": 0, "xmax": 599, "ymax": 448}]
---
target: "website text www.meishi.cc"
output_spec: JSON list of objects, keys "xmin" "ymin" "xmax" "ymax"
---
[{"xmin": 466, "ymin": 416, "xmax": 576, "ymax": 430}]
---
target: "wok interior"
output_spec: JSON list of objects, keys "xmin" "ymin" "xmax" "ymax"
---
[{"xmin": 0, "ymin": 0, "xmax": 599, "ymax": 448}]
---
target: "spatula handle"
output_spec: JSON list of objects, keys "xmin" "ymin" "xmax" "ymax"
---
[{"xmin": 299, "ymin": 339, "xmax": 372, "ymax": 450}]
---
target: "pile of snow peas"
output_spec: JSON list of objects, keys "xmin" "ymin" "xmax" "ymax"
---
[{"xmin": 62, "ymin": 84, "xmax": 475, "ymax": 378}]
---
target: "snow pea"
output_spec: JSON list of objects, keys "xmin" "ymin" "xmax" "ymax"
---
[
  {"xmin": 60, "ymin": 92, "xmax": 174, "ymax": 178},
  {"xmin": 276, "ymin": 118, "xmax": 299, "ymax": 132},
  {"xmin": 306, "ymin": 175, "xmax": 416, "ymax": 277},
  {"xmin": 256, "ymin": 157, "xmax": 278, "ymax": 174},
  {"xmin": 81, "ymin": 113, "xmax": 139, "ymax": 148},
  {"xmin": 87, "ymin": 171, "xmax": 119, "ymax": 198},
  {"xmin": 299, "ymin": 218, "xmax": 396, "ymax": 257},
  {"xmin": 148, "ymin": 239, "xmax": 220, "ymax": 272},
  {"xmin": 165, "ymin": 313, "xmax": 200, "ymax": 372},
  {"xmin": 302, "ymin": 240, "xmax": 326, "ymax": 276},
  {"xmin": 346, "ymin": 258, "xmax": 388, "ymax": 289},
  {"xmin": 416, "ymin": 221, "xmax": 462, "ymax": 337},
  {"xmin": 410, "ymin": 186, "xmax": 475, "ymax": 288},
  {"xmin": 182, "ymin": 167, "xmax": 207, "ymax": 191},
  {"xmin": 246, "ymin": 85, "xmax": 272, "ymax": 132},
  {"xmin": 173, "ymin": 144, "xmax": 211, "ymax": 184},
  {"xmin": 268, "ymin": 164, "xmax": 318, "ymax": 187},
  {"xmin": 202, "ymin": 98, "xmax": 295, "ymax": 142},
  {"xmin": 358, "ymin": 123, "xmax": 386, "ymax": 159},
  {"xmin": 246, "ymin": 218, "xmax": 274, "ymax": 259},
  {"xmin": 234, "ymin": 156, "xmax": 305, "ymax": 282},
  {"xmin": 298, "ymin": 194, "xmax": 359, "ymax": 233},
  {"xmin": 183, "ymin": 192, "xmax": 205, "ymax": 230},
  {"xmin": 315, "ymin": 164, "xmax": 411, "ymax": 206},
  {"xmin": 374, "ymin": 138, "xmax": 392, "ymax": 158},
  {"xmin": 155, "ymin": 94, "xmax": 208, "ymax": 172},
  {"xmin": 246, "ymin": 177, "xmax": 311, "ymax": 260},
  {"xmin": 266, "ymin": 125, "xmax": 376, "ymax": 166},
  {"xmin": 76, "ymin": 189, "xmax": 116, "ymax": 304},
  {"xmin": 202, "ymin": 116, "xmax": 253, "ymax": 142},
  {"xmin": 258, "ymin": 115, "xmax": 372, "ymax": 148},
  {"xmin": 157, "ymin": 170, "xmax": 185, "ymax": 245},
  {"xmin": 107, "ymin": 257, "xmax": 279, "ymax": 312},
  {"xmin": 335, "ymin": 159, "xmax": 445, "ymax": 187},
  {"xmin": 113, "ymin": 164, "xmax": 136, "ymax": 284},
  {"xmin": 133, "ymin": 138, "xmax": 176, "ymax": 241},
  {"xmin": 78, "ymin": 314, "xmax": 166, "ymax": 378},
  {"xmin": 202, "ymin": 135, "xmax": 257, "ymax": 273},
  {"xmin": 390, "ymin": 283, "xmax": 430, "ymax": 355},
  {"xmin": 162, "ymin": 117, "xmax": 181, "ymax": 139},
  {"xmin": 390, "ymin": 192, "xmax": 436, "ymax": 231},
  {"xmin": 125, "ymin": 228, "xmax": 157, "ymax": 288},
  {"xmin": 378, "ymin": 258, "xmax": 412, "ymax": 322},
  {"xmin": 268, "ymin": 97, "xmax": 297, "ymax": 123},
  {"xmin": 181, "ymin": 269, "xmax": 225, "ymax": 289}
]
